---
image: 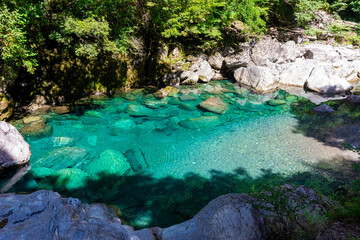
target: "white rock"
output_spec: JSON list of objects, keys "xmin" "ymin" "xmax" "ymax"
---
[{"xmin": 234, "ymin": 66, "xmax": 279, "ymax": 92}]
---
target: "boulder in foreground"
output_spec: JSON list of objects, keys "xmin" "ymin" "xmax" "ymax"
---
[{"xmin": 0, "ymin": 121, "xmax": 31, "ymax": 172}]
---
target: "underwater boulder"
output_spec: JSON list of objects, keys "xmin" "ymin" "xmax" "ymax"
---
[
  {"xmin": 32, "ymin": 147, "xmax": 89, "ymax": 170},
  {"xmin": 126, "ymin": 104, "xmax": 153, "ymax": 117},
  {"xmin": 53, "ymin": 168, "xmax": 90, "ymax": 191},
  {"xmin": 110, "ymin": 119, "xmax": 136, "ymax": 135},
  {"xmin": 87, "ymin": 149, "xmax": 131, "ymax": 179},
  {"xmin": 20, "ymin": 120, "xmax": 53, "ymax": 140},
  {"xmin": 124, "ymin": 146, "xmax": 149, "ymax": 172},
  {"xmin": 179, "ymin": 116, "xmax": 221, "ymax": 129},
  {"xmin": 199, "ymin": 97, "xmax": 228, "ymax": 114}
]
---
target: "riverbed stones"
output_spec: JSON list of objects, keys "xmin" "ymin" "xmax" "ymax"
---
[
  {"xmin": 179, "ymin": 116, "xmax": 221, "ymax": 129},
  {"xmin": 32, "ymin": 147, "xmax": 89, "ymax": 170},
  {"xmin": 110, "ymin": 119, "xmax": 136, "ymax": 135},
  {"xmin": 20, "ymin": 120, "xmax": 53, "ymax": 140},
  {"xmin": 199, "ymin": 97, "xmax": 228, "ymax": 114},
  {"xmin": 154, "ymin": 86, "xmax": 178, "ymax": 99},
  {"xmin": 52, "ymin": 106, "xmax": 71, "ymax": 115},
  {"xmin": 87, "ymin": 149, "xmax": 131, "ymax": 179},
  {"xmin": 0, "ymin": 121, "xmax": 31, "ymax": 172},
  {"xmin": 143, "ymin": 98, "xmax": 168, "ymax": 109},
  {"xmin": 179, "ymin": 94, "xmax": 197, "ymax": 102},
  {"xmin": 51, "ymin": 137, "xmax": 74, "ymax": 147},
  {"xmin": 126, "ymin": 104, "xmax": 153, "ymax": 117},
  {"xmin": 124, "ymin": 146, "xmax": 149, "ymax": 172}
]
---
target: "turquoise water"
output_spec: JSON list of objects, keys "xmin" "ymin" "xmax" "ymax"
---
[{"xmin": 3, "ymin": 80, "xmax": 358, "ymax": 228}]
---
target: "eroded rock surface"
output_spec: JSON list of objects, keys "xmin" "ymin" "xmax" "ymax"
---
[{"xmin": 0, "ymin": 121, "xmax": 31, "ymax": 172}]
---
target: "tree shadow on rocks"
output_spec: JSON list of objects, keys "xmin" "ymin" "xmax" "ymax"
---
[
  {"xmin": 7, "ymin": 155, "xmax": 360, "ymax": 230},
  {"xmin": 289, "ymin": 98, "xmax": 360, "ymax": 149}
]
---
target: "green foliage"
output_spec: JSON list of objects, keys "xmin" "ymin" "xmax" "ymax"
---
[
  {"xmin": 50, "ymin": 17, "xmax": 120, "ymax": 59},
  {"xmin": 293, "ymin": 0, "xmax": 325, "ymax": 26},
  {"xmin": 0, "ymin": 5, "xmax": 37, "ymax": 74}
]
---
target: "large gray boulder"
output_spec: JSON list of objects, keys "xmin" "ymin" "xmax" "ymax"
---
[
  {"xmin": 0, "ymin": 121, "xmax": 31, "ymax": 172},
  {"xmin": 304, "ymin": 44, "xmax": 341, "ymax": 62},
  {"xmin": 224, "ymin": 50, "xmax": 250, "ymax": 69},
  {"xmin": 161, "ymin": 185, "xmax": 332, "ymax": 240},
  {"xmin": 305, "ymin": 64, "xmax": 353, "ymax": 94},
  {"xmin": 190, "ymin": 59, "xmax": 215, "ymax": 83},
  {"xmin": 234, "ymin": 66, "xmax": 279, "ymax": 93},
  {"xmin": 208, "ymin": 52, "xmax": 224, "ymax": 70},
  {"xmin": 279, "ymin": 59, "xmax": 316, "ymax": 87},
  {"xmin": 0, "ymin": 190, "xmax": 155, "ymax": 240}
]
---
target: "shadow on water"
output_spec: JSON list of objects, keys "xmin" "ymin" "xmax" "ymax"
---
[
  {"xmin": 289, "ymin": 98, "xmax": 360, "ymax": 149},
  {"xmin": 7, "ymin": 156, "xmax": 359, "ymax": 229}
]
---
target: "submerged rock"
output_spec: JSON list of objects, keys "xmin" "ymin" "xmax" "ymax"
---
[
  {"xmin": 54, "ymin": 168, "xmax": 90, "ymax": 191},
  {"xmin": 124, "ymin": 146, "xmax": 149, "ymax": 172},
  {"xmin": 0, "ymin": 121, "xmax": 31, "ymax": 172},
  {"xmin": 20, "ymin": 120, "xmax": 53, "ymax": 140},
  {"xmin": 199, "ymin": 97, "xmax": 228, "ymax": 114},
  {"xmin": 32, "ymin": 147, "xmax": 89, "ymax": 170},
  {"xmin": 312, "ymin": 104, "xmax": 335, "ymax": 114},
  {"xmin": 126, "ymin": 104, "xmax": 153, "ymax": 117},
  {"xmin": 87, "ymin": 149, "xmax": 131, "ymax": 179},
  {"xmin": 179, "ymin": 116, "xmax": 221, "ymax": 129},
  {"xmin": 267, "ymin": 99, "xmax": 287, "ymax": 106}
]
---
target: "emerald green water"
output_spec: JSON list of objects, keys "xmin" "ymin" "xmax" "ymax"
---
[{"xmin": 3, "ymin": 80, "xmax": 359, "ymax": 228}]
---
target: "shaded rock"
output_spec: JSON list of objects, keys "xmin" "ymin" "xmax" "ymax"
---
[
  {"xmin": 179, "ymin": 116, "xmax": 221, "ymax": 129},
  {"xmin": 234, "ymin": 66, "xmax": 279, "ymax": 93},
  {"xmin": 179, "ymin": 103, "xmax": 197, "ymax": 111},
  {"xmin": 82, "ymin": 116, "xmax": 102, "ymax": 125},
  {"xmin": 316, "ymin": 222, "xmax": 360, "ymax": 240},
  {"xmin": 87, "ymin": 149, "xmax": 131, "ymax": 178},
  {"xmin": 27, "ymin": 95, "xmax": 46, "ymax": 112},
  {"xmin": 163, "ymin": 72, "xmax": 181, "ymax": 86},
  {"xmin": 126, "ymin": 104, "xmax": 153, "ymax": 117},
  {"xmin": 199, "ymin": 97, "xmax": 228, "ymax": 114},
  {"xmin": 0, "ymin": 190, "xmax": 155, "ymax": 240},
  {"xmin": 29, "ymin": 167, "xmax": 55, "ymax": 179},
  {"xmin": 124, "ymin": 146, "xmax": 149, "ymax": 172},
  {"xmin": 224, "ymin": 50, "xmax": 250, "ymax": 69},
  {"xmin": 179, "ymin": 94, "xmax": 197, "ymax": 102},
  {"xmin": 180, "ymin": 71, "xmax": 199, "ymax": 85},
  {"xmin": 161, "ymin": 185, "xmax": 332, "ymax": 240},
  {"xmin": 20, "ymin": 120, "xmax": 53, "ymax": 140},
  {"xmin": 305, "ymin": 64, "xmax": 353, "ymax": 94},
  {"xmin": 52, "ymin": 106, "xmax": 71, "ymax": 115},
  {"xmin": 0, "ymin": 121, "xmax": 31, "ymax": 172},
  {"xmin": 208, "ymin": 52, "xmax": 224, "ymax": 70},
  {"xmin": 0, "ymin": 96, "xmax": 13, "ymax": 121},
  {"xmin": 54, "ymin": 168, "xmax": 90, "ymax": 191},
  {"xmin": 190, "ymin": 59, "xmax": 215, "ymax": 82},
  {"xmin": 347, "ymin": 95, "xmax": 360, "ymax": 104},
  {"xmin": 313, "ymin": 104, "xmax": 335, "ymax": 114},
  {"xmin": 32, "ymin": 147, "xmax": 89, "ymax": 170}
]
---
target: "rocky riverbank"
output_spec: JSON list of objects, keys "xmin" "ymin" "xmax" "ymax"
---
[{"xmin": 1, "ymin": 184, "xmax": 356, "ymax": 240}]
